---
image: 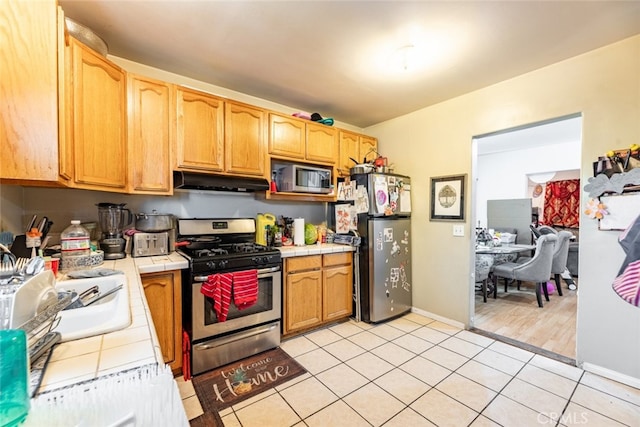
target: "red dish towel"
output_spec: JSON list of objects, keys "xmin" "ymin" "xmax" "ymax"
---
[
  {"xmin": 182, "ymin": 330, "xmax": 191, "ymax": 381},
  {"xmin": 232, "ymin": 269, "xmax": 258, "ymax": 310},
  {"xmin": 201, "ymin": 273, "xmax": 232, "ymax": 321}
]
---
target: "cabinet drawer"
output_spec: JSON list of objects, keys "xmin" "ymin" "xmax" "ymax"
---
[
  {"xmin": 323, "ymin": 252, "xmax": 352, "ymax": 267},
  {"xmin": 286, "ymin": 255, "xmax": 322, "ymax": 273}
]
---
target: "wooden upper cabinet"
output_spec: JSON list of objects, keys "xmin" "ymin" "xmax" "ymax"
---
[
  {"xmin": 269, "ymin": 113, "xmax": 337, "ymax": 165},
  {"xmin": 306, "ymin": 122, "xmax": 338, "ymax": 164},
  {"xmin": 70, "ymin": 38, "xmax": 127, "ymax": 191},
  {"xmin": 127, "ymin": 74, "xmax": 173, "ymax": 194},
  {"xmin": 175, "ymin": 86, "xmax": 224, "ymax": 172},
  {"xmin": 360, "ymin": 135, "xmax": 378, "ymax": 163},
  {"xmin": 0, "ymin": 1, "xmax": 60, "ymax": 183},
  {"xmin": 338, "ymin": 131, "xmax": 378, "ymax": 176},
  {"xmin": 338, "ymin": 131, "xmax": 359, "ymax": 176},
  {"xmin": 225, "ymin": 101, "xmax": 266, "ymax": 177},
  {"xmin": 58, "ymin": 6, "xmax": 73, "ymax": 184},
  {"xmin": 269, "ymin": 113, "xmax": 305, "ymax": 159}
]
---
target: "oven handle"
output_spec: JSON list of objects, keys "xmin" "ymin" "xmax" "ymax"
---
[
  {"xmin": 193, "ymin": 266, "xmax": 280, "ymax": 283},
  {"xmin": 193, "ymin": 323, "xmax": 279, "ymax": 351}
]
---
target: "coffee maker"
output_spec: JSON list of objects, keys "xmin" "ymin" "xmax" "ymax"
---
[{"xmin": 97, "ymin": 203, "xmax": 133, "ymax": 259}]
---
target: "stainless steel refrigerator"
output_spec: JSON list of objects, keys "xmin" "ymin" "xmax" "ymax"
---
[{"xmin": 352, "ymin": 172, "xmax": 412, "ymax": 323}]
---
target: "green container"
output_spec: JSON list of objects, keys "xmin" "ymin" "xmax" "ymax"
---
[{"xmin": 0, "ymin": 330, "xmax": 29, "ymax": 426}]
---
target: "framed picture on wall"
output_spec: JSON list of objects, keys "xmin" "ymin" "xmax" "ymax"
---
[{"xmin": 430, "ymin": 174, "xmax": 466, "ymax": 221}]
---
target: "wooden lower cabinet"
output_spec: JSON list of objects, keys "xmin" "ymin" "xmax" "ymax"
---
[
  {"xmin": 323, "ymin": 263, "xmax": 353, "ymax": 321},
  {"xmin": 283, "ymin": 252, "xmax": 353, "ymax": 335},
  {"xmin": 285, "ymin": 268, "xmax": 323, "ymax": 332},
  {"xmin": 141, "ymin": 270, "xmax": 182, "ymax": 374}
]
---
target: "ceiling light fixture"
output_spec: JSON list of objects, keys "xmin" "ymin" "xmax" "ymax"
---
[
  {"xmin": 395, "ymin": 44, "xmax": 416, "ymax": 71},
  {"xmin": 528, "ymin": 172, "xmax": 556, "ymax": 183}
]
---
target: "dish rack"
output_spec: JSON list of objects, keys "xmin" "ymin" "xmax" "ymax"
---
[{"xmin": 18, "ymin": 293, "xmax": 72, "ymax": 350}]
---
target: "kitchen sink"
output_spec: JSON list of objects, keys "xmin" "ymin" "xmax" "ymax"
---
[{"xmin": 54, "ymin": 273, "xmax": 131, "ymax": 342}]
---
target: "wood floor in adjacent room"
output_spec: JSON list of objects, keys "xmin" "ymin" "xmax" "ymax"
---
[{"xmin": 473, "ymin": 278, "xmax": 577, "ymax": 359}]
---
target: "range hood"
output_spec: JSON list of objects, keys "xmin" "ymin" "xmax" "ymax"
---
[{"xmin": 173, "ymin": 171, "xmax": 269, "ymax": 192}]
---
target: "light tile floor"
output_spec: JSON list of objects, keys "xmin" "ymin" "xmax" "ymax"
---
[{"xmin": 178, "ymin": 313, "xmax": 640, "ymax": 426}]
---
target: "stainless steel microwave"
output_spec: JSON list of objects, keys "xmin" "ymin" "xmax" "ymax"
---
[{"xmin": 276, "ymin": 164, "xmax": 332, "ymax": 194}]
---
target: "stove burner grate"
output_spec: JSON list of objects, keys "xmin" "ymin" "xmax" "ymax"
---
[
  {"xmin": 193, "ymin": 248, "xmax": 229, "ymax": 258},
  {"xmin": 230, "ymin": 243, "xmax": 268, "ymax": 253}
]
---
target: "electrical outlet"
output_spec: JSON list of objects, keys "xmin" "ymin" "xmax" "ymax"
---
[{"xmin": 453, "ymin": 225, "xmax": 464, "ymax": 237}]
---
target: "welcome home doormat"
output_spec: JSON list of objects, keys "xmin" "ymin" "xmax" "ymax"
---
[{"xmin": 192, "ymin": 347, "xmax": 307, "ymax": 413}]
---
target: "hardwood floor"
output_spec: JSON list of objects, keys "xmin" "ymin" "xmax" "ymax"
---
[{"xmin": 473, "ymin": 278, "xmax": 577, "ymax": 359}]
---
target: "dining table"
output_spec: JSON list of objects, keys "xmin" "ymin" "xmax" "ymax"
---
[
  {"xmin": 475, "ymin": 243, "xmax": 537, "ymax": 300},
  {"xmin": 475, "ymin": 243, "xmax": 536, "ymax": 255}
]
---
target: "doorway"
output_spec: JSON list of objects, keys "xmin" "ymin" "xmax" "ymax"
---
[{"xmin": 469, "ymin": 114, "xmax": 582, "ymax": 360}]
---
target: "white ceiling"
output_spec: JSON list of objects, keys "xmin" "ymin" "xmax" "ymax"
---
[{"xmin": 58, "ymin": 1, "xmax": 640, "ymax": 128}]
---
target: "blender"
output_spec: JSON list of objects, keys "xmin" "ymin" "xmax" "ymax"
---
[{"xmin": 97, "ymin": 203, "xmax": 133, "ymax": 259}]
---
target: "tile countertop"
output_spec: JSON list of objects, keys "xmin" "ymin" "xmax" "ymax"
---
[
  {"xmin": 277, "ymin": 243, "xmax": 356, "ymax": 257},
  {"xmin": 36, "ymin": 246, "xmax": 354, "ymax": 393},
  {"xmin": 36, "ymin": 252, "xmax": 188, "ymax": 395}
]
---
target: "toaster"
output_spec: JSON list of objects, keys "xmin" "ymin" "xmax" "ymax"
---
[{"xmin": 131, "ymin": 232, "xmax": 171, "ymax": 258}]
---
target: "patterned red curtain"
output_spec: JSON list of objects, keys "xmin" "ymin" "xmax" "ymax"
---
[{"xmin": 542, "ymin": 179, "xmax": 580, "ymax": 228}]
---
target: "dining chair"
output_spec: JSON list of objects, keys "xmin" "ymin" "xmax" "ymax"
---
[
  {"xmin": 531, "ymin": 225, "xmax": 577, "ymax": 290},
  {"xmin": 491, "ymin": 234, "xmax": 557, "ymax": 307},
  {"xmin": 516, "ymin": 230, "xmax": 572, "ymax": 296},
  {"xmin": 475, "ymin": 254, "xmax": 494, "ymax": 303}
]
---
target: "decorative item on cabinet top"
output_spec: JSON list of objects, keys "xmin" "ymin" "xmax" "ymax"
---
[
  {"xmin": 65, "ymin": 17, "xmax": 108, "ymax": 56},
  {"xmin": 173, "ymin": 171, "xmax": 269, "ymax": 192}
]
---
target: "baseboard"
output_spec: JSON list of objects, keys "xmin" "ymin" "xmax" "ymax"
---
[
  {"xmin": 582, "ymin": 362, "xmax": 640, "ymax": 389},
  {"xmin": 411, "ymin": 307, "xmax": 466, "ymax": 329}
]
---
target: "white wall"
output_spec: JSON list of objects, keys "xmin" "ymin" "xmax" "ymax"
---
[
  {"xmin": 0, "ymin": 185, "xmax": 24, "ymax": 241},
  {"xmin": 476, "ymin": 138, "xmax": 581, "ymax": 227},
  {"xmin": 366, "ymin": 35, "xmax": 640, "ymax": 382}
]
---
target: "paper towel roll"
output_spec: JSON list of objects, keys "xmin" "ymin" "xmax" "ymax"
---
[{"xmin": 293, "ymin": 218, "xmax": 305, "ymax": 246}]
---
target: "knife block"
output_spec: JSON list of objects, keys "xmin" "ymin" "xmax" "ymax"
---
[{"xmin": 9, "ymin": 235, "xmax": 35, "ymax": 258}]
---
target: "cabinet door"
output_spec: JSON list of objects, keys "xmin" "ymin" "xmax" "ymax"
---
[
  {"xmin": 359, "ymin": 135, "xmax": 378, "ymax": 164},
  {"xmin": 141, "ymin": 270, "xmax": 182, "ymax": 373},
  {"xmin": 269, "ymin": 113, "xmax": 305, "ymax": 159},
  {"xmin": 58, "ymin": 8, "xmax": 73, "ymax": 183},
  {"xmin": 0, "ymin": 0, "xmax": 59, "ymax": 182},
  {"xmin": 71, "ymin": 38, "xmax": 127, "ymax": 190},
  {"xmin": 284, "ymin": 270, "xmax": 322, "ymax": 333},
  {"xmin": 338, "ymin": 131, "xmax": 359, "ymax": 177},
  {"xmin": 225, "ymin": 101, "xmax": 266, "ymax": 176},
  {"xmin": 323, "ymin": 265, "xmax": 353, "ymax": 321},
  {"xmin": 128, "ymin": 74, "xmax": 172, "ymax": 194},
  {"xmin": 175, "ymin": 87, "xmax": 224, "ymax": 172},
  {"xmin": 307, "ymin": 122, "xmax": 338, "ymax": 164}
]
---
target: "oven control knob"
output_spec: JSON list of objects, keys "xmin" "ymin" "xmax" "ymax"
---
[
  {"xmin": 251, "ymin": 256, "xmax": 261, "ymax": 264},
  {"xmin": 262, "ymin": 256, "xmax": 269, "ymax": 264},
  {"xmin": 206, "ymin": 261, "xmax": 216, "ymax": 269},
  {"xmin": 219, "ymin": 260, "xmax": 228, "ymax": 269}
]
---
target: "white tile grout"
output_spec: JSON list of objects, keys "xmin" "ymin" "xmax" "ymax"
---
[{"xmin": 182, "ymin": 314, "xmax": 640, "ymax": 426}]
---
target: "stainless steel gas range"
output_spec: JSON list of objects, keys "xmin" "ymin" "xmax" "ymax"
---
[{"xmin": 177, "ymin": 218, "xmax": 282, "ymax": 375}]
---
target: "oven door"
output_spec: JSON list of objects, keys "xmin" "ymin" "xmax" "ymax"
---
[{"xmin": 191, "ymin": 266, "xmax": 281, "ymax": 341}]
